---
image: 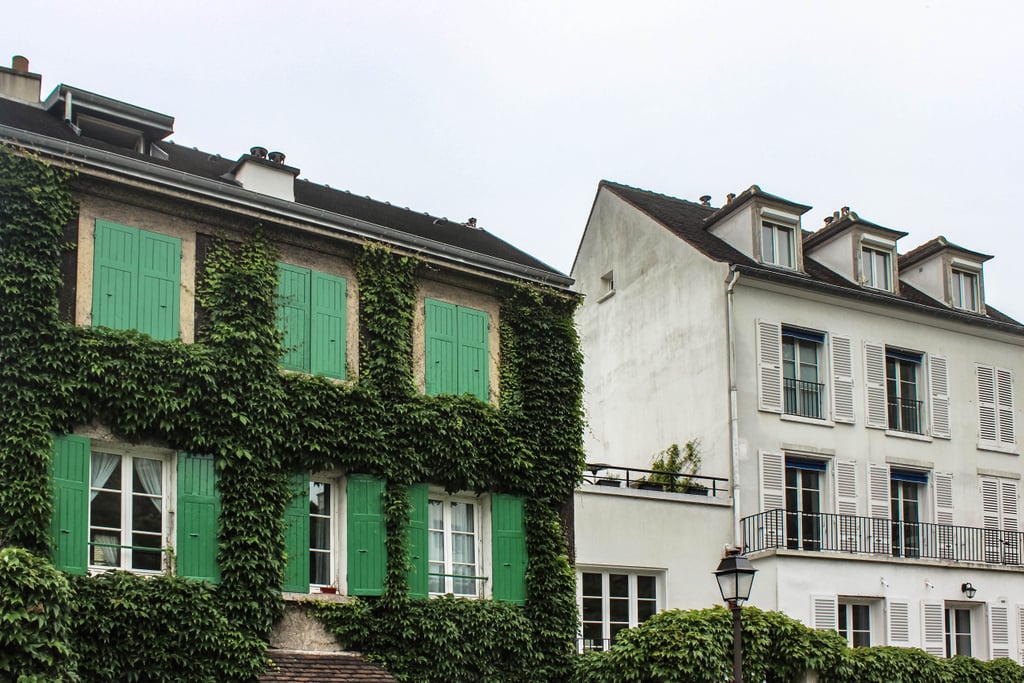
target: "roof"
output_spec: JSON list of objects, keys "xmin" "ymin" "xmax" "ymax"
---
[
  {"xmin": 259, "ymin": 651, "xmax": 395, "ymax": 682},
  {"xmin": 900, "ymin": 235, "xmax": 994, "ymax": 269},
  {"xmin": 802, "ymin": 209, "xmax": 908, "ymax": 251},
  {"xmin": 598, "ymin": 180, "xmax": 1024, "ymax": 333},
  {"xmin": 0, "ymin": 92, "xmax": 565, "ymax": 285}
]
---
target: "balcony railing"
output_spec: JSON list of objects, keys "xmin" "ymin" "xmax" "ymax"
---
[
  {"xmin": 742, "ymin": 509, "xmax": 1023, "ymax": 567},
  {"xmin": 583, "ymin": 463, "xmax": 728, "ymax": 498},
  {"xmin": 784, "ymin": 378, "xmax": 824, "ymax": 419},
  {"xmin": 887, "ymin": 396, "xmax": 923, "ymax": 434}
]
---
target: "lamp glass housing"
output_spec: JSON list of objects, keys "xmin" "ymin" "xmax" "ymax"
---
[{"xmin": 714, "ymin": 552, "xmax": 757, "ymax": 604}]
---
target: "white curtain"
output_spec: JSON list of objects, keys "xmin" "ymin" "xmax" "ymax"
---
[
  {"xmin": 134, "ymin": 458, "xmax": 163, "ymax": 512},
  {"xmin": 90, "ymin": 452, "xmax": 121, "ymax": 566}
]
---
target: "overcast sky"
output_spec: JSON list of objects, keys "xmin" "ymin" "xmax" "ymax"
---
[{"xmin": 5, "ymin": 1, "xmax": 1024, "ymax": 318}]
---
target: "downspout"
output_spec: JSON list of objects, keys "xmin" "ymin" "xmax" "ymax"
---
[{"xmin": 725, "ymin": 267, "xmax": 742, "ymax": 546}]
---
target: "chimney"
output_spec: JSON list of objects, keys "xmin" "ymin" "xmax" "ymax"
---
[
  {"xmin": 841, "ymin": 206, "xmax": 850, "ymax": 217},
  {"xmin": 0, "ymin": 55, "xmax": 42, "ymax": 103},
  {"xmin": 231, "ymin": 145, "xmax": 299, "ymax": 201},
  {"xmin": 268, "ymin": 151, "xmax": 286, "ymax": 164},
  {"xmin": 465, "ymin": 217, "xmax": 478, "ymax": 228},
  {"xmin": 699, "ymin": 195, "xmax": 712, "ymax": 206},
  {"xmin": 824, "ymin": 215, "xmax": 834, "ymax": 225},
  {"xmin": 726, "ymin": 193, "xmax": 736, "ymax": 204}
]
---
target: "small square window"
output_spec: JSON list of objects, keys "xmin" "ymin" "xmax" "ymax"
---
[
  {"xmin": 951, "ymin": 269, "xmax": 979, "ymax": 311},
  {"xmin": 861, "ymin": 246, "xmax": 893, "ymax": 291},
  {"xmin": 761, "ymin": 221, "xmax": 796, "ymax": 269},
  {"xmin": 597, "ymin": 271, "xmax": 615, "ymax": 302}
]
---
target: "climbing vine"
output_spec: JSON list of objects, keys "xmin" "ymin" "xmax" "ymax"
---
[{"xmin": 0, "ymin": 144, "xmax": 585, "ymax": 681}]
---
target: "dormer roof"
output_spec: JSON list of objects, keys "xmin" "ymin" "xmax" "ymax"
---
[
  {"xmin": 803, "ymin": 208, "xmax": 907, "ymax": 251},
  {"xmin": 703, "ymin": 184, "xmax": 811, "ymax": 230},
  {"xmin": 900, "ymin": 235, "xmax": 993, "ymax": 269}
]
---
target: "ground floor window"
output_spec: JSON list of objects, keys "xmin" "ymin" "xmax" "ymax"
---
[
  {"xmin": 89, "ymin": 450, "xmax": 168, "ymax": 572},
  {"xmin": 309, "ymin": 480, "xmax": 333, "ymax": 587},
  {"xmin": 945, "ymin": 606, "xmax": 973, "ymax": 657},
  {"xmin": 838, "ymin": 601, "xmax": 871, "ymax": 647},
  {"xmin": 429, "ymin": 494, "xmax": 482, "ymax": 597},
  {"xmin": 579, "ymin": 570, "xmax": 660, "ymax": 651}
]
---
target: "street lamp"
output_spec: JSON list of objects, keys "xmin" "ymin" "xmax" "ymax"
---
[{"xmin": 714, "ymin": 548, "xmax": 757, "ymax": 683}]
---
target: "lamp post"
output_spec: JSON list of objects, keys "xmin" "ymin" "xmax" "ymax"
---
[{"xmin": 714, "ymin": 548, "xmax": 757, "ymax": 683}]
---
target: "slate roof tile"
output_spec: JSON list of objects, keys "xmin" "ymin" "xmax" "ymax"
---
[{"xmin": 259, "ymin": 651, "xmax": 395, "ymax": 682}]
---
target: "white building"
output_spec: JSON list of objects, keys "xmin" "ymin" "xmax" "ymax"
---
[{"xmin": 571, "ymin": 180, "xmax": 1024, "ymax": 662}]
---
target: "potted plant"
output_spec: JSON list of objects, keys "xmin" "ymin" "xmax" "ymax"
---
[{"xmin": 645, "ymin": 439, "xmax": 702, "ymax": 493}]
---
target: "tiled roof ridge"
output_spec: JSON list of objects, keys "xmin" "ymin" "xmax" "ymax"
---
[{"xmin": 600, "ymin": 179, "xmax": 720, "ymax": 212}]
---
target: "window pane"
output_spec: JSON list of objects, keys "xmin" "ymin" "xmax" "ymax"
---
[
  {"xmin": 582, "ymin": 596, "xmax": 603, "ymax": 622},
  {"xmin": 609, "ymin": 622, "xmax": 629, "ymax": 643},
  {"xmin": 777, "ymin": 227, "xmax": 792, "ymax": 267},
  {"xmin": 609, "ymin": 597, "xmax": 629, "ymax": 623},
  {"xmin": 310, "ymin": 551, "xmax": 330, "ymax": 585},
  {"xmin": 91, "ymin": 491, "xmax": 122, "ymax": 529},
  {"xmin": 132, "ymin": 532, "xmax": 162, "ymax": 571},
  {"xmin": 852, "ymin": 604, "xmax": 870, "ymax": 631},
  {"xmin": 428, "ymin": 499, "xmax": 443, "ymax": 529},
  {"xmin": 91, "ymin": 452, "xmax": 121, "ymax": 490},
  {"xmin": 609, "ymin": 574, "xmax": 628, "ymax": 598},
  {"xmin": 132, "ymin": 458, "xmax": 162, "ymax": 497},
  {"xmin": 429, "ymin": 530, "xmax": 444, "ymax": 563},
  {"xmin": 636, "ymin": 575, "xmax": 656, "ymax": 599},
  {"xmin": 452, "ymin": 565, "xmax": 477, "ymax": 596},
  {"xmin": 762, "ymin": 224, "xmax": 775, "ymax": 263},
  {"xmin": 310, "ymin": 516, "xmax": 330, "ymax": 551},
  {"xmin": 452, "ymin": 533, "xmax": 475, "ymax": 564},
  {"xmin": 582, "ymin": 622, "xmax": 604, "ymax": 650},
  {"xmin": 450, "ymin": 502, "xmax": 474, "ymax": 533},
  {"xmin": 637, "ymin": 599, "xmax": 656, "ymax": 622},
  {"xmin": 132, "ymin": 495, "xmax": 162, "ymax": 533},
  {"xmin": 582, "ymin": 573, "xmax": 602, "ymax": 596},
  {"xmin": 90, "ymin": 531, "xmax": 121, "ymax": 566},
  {"xmin": 310, "ymin": 482, "xmax": 330, "ymax": 516}
]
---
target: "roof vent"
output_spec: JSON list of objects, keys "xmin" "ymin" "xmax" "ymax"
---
[
  {"xmin": 12, "ymin": 55, "xmax": 28, "ymax": 73},
  {"xmin": 465, "ymin": 217, "xmax": 478, "ymax": 228},
  {"xmin": 699, "ymin": 195, "xmax": 712, "ymax": 206},
  {"xmin": 268, "ymin": 151, "xmax": 286, "ymax": 164},
  {"xmin": 250, "ymin": 146, "xmax": 268, "ymax": 159}
]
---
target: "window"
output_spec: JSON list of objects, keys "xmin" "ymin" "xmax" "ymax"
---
[
  {"xmin": 761, "ymin": 221, "xmax": 796, "ymax": 268},
  {"xmin": 424, "ymin": 298, "xmax": 489, "ymax": 401},
  {"xmin": 598, "ymin": 270, "xmax": 615, "ymax": 302},
  {"xmin": 785, "ymin": 458, "xmax": 824, "ymax": 551},
  {"xmin": 580, "ymin": 571, "xmax": 659, "ymax": 652},
  {"xmin": 945, "ymin": 606, "xmax": 973, "ymax": 657},
  {"xmin": 309, "ymin": 481, "xmax": 333, "ymax": 587},
  {"xmin": 980, "ymin": 476, "xmax": 1020, "ymax": 564},
  {"xmin": 890, "ymin": 469, "xmax": 926, "ymax": 558},
  {"xmin": 429, "ymin": 494, "xmax": 481, "ymax": 597},
  {"xmin": 951, "ymin": 269, "xmax": 979, "ymax": 311},
  {"xmin": 885, "ymin": 349, "xmax": 922, "ymax": 434},
  {"xmin": 51, "ymin": 435, "xmax": 219, "ymax": 581},
  {"xmin": 782, "ymin": 328, "xmax": 824, "ymax": 419},
  {"xmin": 977, "ymin": 365, "xmax": 1015, "ymax": 450},
  {"xmin": 861, "ymin": 245, "xmax": 892, "ymax": 291},
  {"xmin": 92, "ymin": 219, "xmax": 181, "ymax": 340},
  {"xmin": 277, "ymin": 263, "xmax": 347, "ymax": 379},
  {"xmin": 838, "ymin": 602, "xmax": 871, "ymax": 647}
]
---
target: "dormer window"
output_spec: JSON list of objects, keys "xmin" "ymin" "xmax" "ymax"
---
[
  {"xmin": 861, "ymin": 245, "xmax": 893, "ymax": 291},
  {"xmin": 951, "ymin": 268, "xmax": 979, "ymax": 312},
  {"xmin": 762, "ymin": 221, "xmax": 796, "ymax": 269}
]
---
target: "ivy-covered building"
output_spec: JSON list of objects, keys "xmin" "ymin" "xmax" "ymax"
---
[{"xmin": 0, "ymin": 56, "xmax": 583, "ymax": 682}]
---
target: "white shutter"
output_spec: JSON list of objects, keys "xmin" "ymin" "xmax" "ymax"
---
[
  {"xmin": 868, "ymin": 463, "xmax": 890, "ymax": 519},
  {"xmin": 929, "ymin": 355, "xmax": 950, "ymax": 439},
  {"xmin": 811, "ymin": 594, "xmax": 838, "ymax": 630},
  {"xmin": 978, "ymin": 365, "xmax": 999, "ymax": 443},
  {"xmin": 981, "ymin": 477, "xmax": 1001, "ymax": 530},
  {"xmin": 997, "ymin": 368, "xmax": 1015, "ymax": 446},
  {"xmin": 921, "ymin": 601, "xmax": 945, "ymax": 656},
  {"xmin": 864, "ymin": 342, "xmax": 887, "ymax": 429},
  {"xmin": 835, "ymin": 460, "xmax": 859, "ymax": 516},
  {"xmin": 991, "ymin": 604, "xmax": 1011, "ymax": 660},
  {"xmin": 1002, "ymin": 480, "xmax": 1020, "ymax": 564},
  {"xmin": 759, "ymin": 451, "xmax": 786, "ymax": 548},
  {"xmin": 1017, "ymin": 605, "xmax": 1024, "ymax": 662},
  {"xmin": 887, "ymin": 599, "xmax": 911, "ymax": 647},
  {"xmin": 933, "ymin": 472, "xmax": 954, "ymax": 526},
  {"xmin": 830, "ymin": 334, "xmax": 855, "ymax": 423},
  {"xmin": 757, "ymin": 320, "xmax": 783, "ymax": 413}
]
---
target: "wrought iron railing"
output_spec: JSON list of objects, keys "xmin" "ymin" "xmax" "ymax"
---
[
  {"xmin": 577, "ymin": 637, "xmax": 613, "ymax": 653},
  {"xmin": 582, "ymin": 463, "xmax": 728, "ymax": 497},
  {"xmin": 742, "ymin": 509, "xmax": 1023, "ymax": 566},
  {"xmin": 784, "ymin": 378, "xmax": 824, "ymax": 419},
  {"xmin": 887, "ymin": 396, "xmax": 923, "ymax": 434}
]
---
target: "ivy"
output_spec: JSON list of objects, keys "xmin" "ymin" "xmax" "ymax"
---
[{"xmin": 0, "ymin": 144, "xmax": 586, "ymax": 681}]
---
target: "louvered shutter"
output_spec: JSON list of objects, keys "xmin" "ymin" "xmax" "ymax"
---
[
  {"xmin": 457, "ymin": 306, "xmax": 489, "ymax": 401},
  {"xmin": 277, "ymin": 263, "xmax": 311, "ymax": 373},
  {"xmin": 997, "ymin": 368, "xmax": 1015, "ymax": 446},
  {"xmin": 1017, "ymin": 605, "xmax": 1024, "ymax": 661},
  {"xmin": 756, "ymin": 320, "xmax": 783, "ymax": 413},
  {"xmin": 978, "ymin": 365, "xmax": 999, "ymax": 443},
  {"xmin": 282, "ymin": 473, "xmax": 310, "ymax": 593},
  {"xmin": 835, "ymin": 460, "xmax": 859, "ymax": 552},
  {"xmin": 981, "ymin": 476, "xmax": 1003, "ymax": 564},
  {"xmin": 136, "ymin": 229, "xmax": 181, "ymax": 340},
  {"xmin": 934, "ymin": 473, "xmax": 954, "ymax": 525},
  {"xmin": 921, "ymin": 601, "xmax": 945, "ymax": 656},
  {"xmin": 930, "ymin": 471, "xmax": 955, "ymax": 560},
  {"xmin": 810, "ymin": 595, "xmax": 838, "ymax": 630},
  {"xmin": 830, "ymin": 335, "xmax": 855, "ymax": 423},
  {"xmin": 864, "ymin": 342, "xmax": 887, "ymax": 429},
  {"xmin": 425, "ymin": 299, "xmax": 458, "ymax": 396},
  {"xmin": 759, "ymin": 452, "xmax": 785, "ymax": 548},
  {"xmin": 406, "ymin": 484, "xmax": 429, "ymax": 599},
  {"xmin": 868, "ymin": 463, "xmax": 891, "ymax": 554},
  {"xmin": 50, "ymin": 435, "xmax": 90, "ymax": 575},
  {"xmin": 310, "ymin": 272, "xmax": 347, "ymax": 380},
  {"xmin": 928, "ymin": 355, "xmax": 950, "ymax": 438},
  {"xmin": 92, "ymin": 220, "xmax": 138, "ymax": 332},
  {"xmin": 991, "ymin": 604, "xmax": 1011, "ymax": 660},
  {"xmin": 347, "ymin": 475, "xmax": 386, "ymax": 596},
  {"xmin": 887, "ymin": 599, "xmax": 911, "ymax": 647},
  {"xmin": 176, "ymin": 453, "xmax": 220, "ymax": 583},
  {"xmin": 491, "ymin": 494, "xmax": 528, "ymax": 605},
  {"xmin": 1002, "ymin": 480, "xmax": 1021, "ymax": 564}
]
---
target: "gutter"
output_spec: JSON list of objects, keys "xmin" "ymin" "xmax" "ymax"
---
[
  {"xmin": 0, "ymin": 123, "xmax": 574, "ymax": 290},
  {"xmin": 725, "ymin": 267, "xmax": 742, "ymax": 546}
]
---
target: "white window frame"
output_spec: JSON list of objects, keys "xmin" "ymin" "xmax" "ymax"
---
[
  {"xmin": 761, "ymin": 220, "xmax": 797, "ymax": 269},
  {"xmin": 951, "ymin": 268, "xmax": 980, "ymax": 312},
  {"xmin": 597, "ymin": 270, "xmax": 615, "ymax": 303},
  {"xmin": 428, "ymin": 491, "xmax": 485, "ymax": 598},
  {"xmin": 309, "ymin": 477, "xmax": 338, "ymax": 589},
  {"xmin": 861, "ymin": 244, "xmax": 894, "ymax": 291},
  {"xmin": 944, "ymin": 604, "xmax": 977, "ymax": 658},
  {"xmin": 781, "ymin": 328, "xmax": 826, "ymax": 420},
  {"xmin": 838, "ymin": 599, "xmax": 876, "ymax": 648},
  {"xmin": 578, "ymin": 568, "xmax": 661, "ymax": 652},
  {"xmin": 87, "ymin": 444, "xmax": 173, "ymax": 574}
]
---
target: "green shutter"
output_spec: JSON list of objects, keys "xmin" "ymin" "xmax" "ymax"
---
[
  {"xmin": 347, "ymin": 474, "xmax": 385, "ymax": 596},
  {"xmin": 277, "ymin": 263, "xmax": 311, "ymax": 373},
  {"xmin": 93, "ymin": 220, "xmax": 138, "ymax": 332},
  {"xmin": 136, "ymin": 230, "xmax": 181, "ymax": 340},
  {"xmin": 425, "ymin": 299, "xmax": 458, "ymax": 395},
  {"xmin": 51, "ymin": 435, "xmax": 90, "ymax": 575},
  {"xmin": 176, "ymin": 453, "xmax": 220, "ymax": 583},
  {"xmin": 310, "ymin": 271, "xmax": 347, "ymax": 379},
  {"xmin": 282, "ymin": 473, "xmax": 310, "ymax": 593},
  {"xmin": 406, "ymin": 484, "xmax": 429, "ymax": 599},
  {"xmin": 457, "ymin": 306, "xmax": 489, "ymax": 400},
  {"xmin": 491, "ymin": 494, "xmax": 527, "ymax": 605}
]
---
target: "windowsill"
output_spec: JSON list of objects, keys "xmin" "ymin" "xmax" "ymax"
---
[
  {"xmin": 281, "ymin": 590, "xmax": 352, "ymax": 603},
  {"xmin": 781, "ymin": 413, "xmax": 835, "ymax": 428},
  {"xmin": 278, "ymin": 367, "xmax": 351, "ymax": 384},
  {"xmin": 884, "ymin": 430, "xmax": 932, "ymax": 443},
  {"xmin": 596, "ymin": 290, "xmax": 615, "ymax": 304},
  {"xmin": 977, "ymin": 442, "xmax": 1019, "ymax": 456}
]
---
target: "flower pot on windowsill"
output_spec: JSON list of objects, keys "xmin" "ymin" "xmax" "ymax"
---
[
  {"xmin": 318, "ymin": 586, "xmax": 337, "ymax": 594},
  {"xmin": 685, "ymin": 483, "xmax": 709, "ymax": 496},
  {"xmin": 596, "ymin": 478, "xmax": 622, "ymax": 488},
  {"xmin": 634, "ymin": 481, "xmax": 666, "ymax": 492}
]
